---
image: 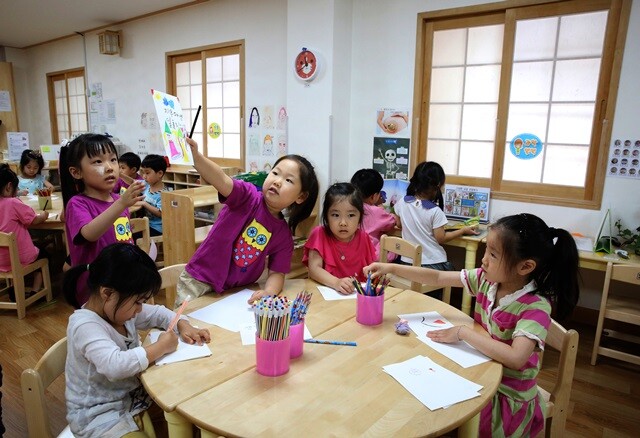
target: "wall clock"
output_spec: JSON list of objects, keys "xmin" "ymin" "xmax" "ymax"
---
[{"xmin": 294, "ymin": 47, "xmax": 319, "ymax": 81}]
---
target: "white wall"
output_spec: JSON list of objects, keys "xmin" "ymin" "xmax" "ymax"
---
[{"xmin": 5, "ymin": 0, "xmax": 640, "ymax": 307}]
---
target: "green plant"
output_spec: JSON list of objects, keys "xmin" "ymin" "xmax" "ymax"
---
[{"xmin": 614, "ymin": 219, "xmax": 640, "ymax": 255}]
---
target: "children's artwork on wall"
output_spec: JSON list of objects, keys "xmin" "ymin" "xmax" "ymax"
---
[
  {"xmin": 607, "ymin": 138, "xmax": 640, "ymax": 179},
  {"xmin": 6, "ymin": 132, "xmax": 29, "ymax": 160},
  {"xmin": 246, "ymin": 104, "xmax": 286, "ymax": 172},
  {"xmin": 372, "ymin": 137, "xmax": 409, "ymax": 180},
  {"xmin": 151, "ymin": 89, "xmax": 194, "ymax": 165},
  {"xmin": 376, "ymin": 108, "xmax": 410, "ymax": 138},
  {"xmin": 443, "ymin": 184, "xmax": 491, "ymax": 223}
]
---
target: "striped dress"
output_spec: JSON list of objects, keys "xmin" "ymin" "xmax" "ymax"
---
[{"xmin": 461, "ymin": 268, "xmax": 551, "ymax": 438}]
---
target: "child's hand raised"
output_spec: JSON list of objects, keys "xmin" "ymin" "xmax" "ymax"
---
[
  {"xmin": 335, "ymin": 277, "xmax": 355, "ymax": 295},
  {"xmin": 119, "ymin": 180, "xmax": 145, "ymax": 207}
]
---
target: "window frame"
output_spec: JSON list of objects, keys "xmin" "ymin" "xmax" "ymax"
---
[
  {"xmin": 166, "ymin": 40, "xmax": 245, "ymax": 169},
  {"xmin": 412, "ymin": 0, "xmax": 631, "ymax": 209},
  {"xmin": 46, "ymin": 68, "xmax": 87, "ymax": 144}
]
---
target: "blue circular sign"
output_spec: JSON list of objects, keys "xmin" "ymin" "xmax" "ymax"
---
[{"xmin": 509, "ymin": 133, "xmax": 543, "ymax": 160}]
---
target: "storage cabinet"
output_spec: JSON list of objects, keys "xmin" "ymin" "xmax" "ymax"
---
[{"xmin": 163, "ymin": 164, "xmax": 242, "ymax": 191}]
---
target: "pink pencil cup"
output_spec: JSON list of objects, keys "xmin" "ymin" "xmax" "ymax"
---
[
  {"xmin": 255, "ymin": 336, "xmax": 291, "ymax": 376},
  {"xmin": 356, "ymin": 293, "xmax": 384, "ymax": 326},
  {"xmin": 289, "ymin": 322, "xmax": 305, "ymax": 358}
]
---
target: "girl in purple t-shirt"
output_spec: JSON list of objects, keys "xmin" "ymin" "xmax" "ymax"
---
[
  {"xmin": 60, "ymin": 134, "xmax": 145, "ymax": 305},
  {"xmin": 176, "ymin": 138, "xmax": 319, "ymax": 307}
]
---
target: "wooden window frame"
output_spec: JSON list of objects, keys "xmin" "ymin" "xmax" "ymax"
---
[
  {"xmin": 46, "ymin": 68, "xmax": 87, "ymax": 144},
  {"xmin": 412, "ymin": 0, "xmax": 631, "ymax": 209},
  {"xmin": 166, "ymin": 40, "xmax": 245, "ymax": 169}
]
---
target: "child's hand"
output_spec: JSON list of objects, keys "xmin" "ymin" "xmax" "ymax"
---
[
  {"xmin": 462, "ymin": 225, "xmax": 480, "ymax": 236},
  {"xmin": 185, "ymin": 137, "xmax": 199, "ymax": 153},
  {"xmin": 248, "ymin": 289, "xmax": 270, "ymax": 304},
  {"xmin": 363, "ymin": 262, "xmax": 393, "ymax": 279},
  {"xmin": 334, "ymin": 277, "xmax": 355, "ymax": 295},
  {"xmin": 17, "ymin": 189, "xmax": 29, "ymax": 197},
  {"xmin": 427, "ymin": 326, "xmax": 464, "ymax": 344},
  {"xmin": 177, "ymin": 320, "xmax": 211, "ymax": 345},
  {"xmin": 156, "ymin": 330, "xmax": 179, "ymax": 354},
  {"xmin": 120, "ymin": 180, "xmax": 145, "ymax": 207}
]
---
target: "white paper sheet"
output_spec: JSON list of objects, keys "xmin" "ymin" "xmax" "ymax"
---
[
  {"xmin": 398, "ymin": 311, "xmax": 490, "ymax": 368},
  {"xmin": 187, "ymin": 289, "xmax": 255, "ymax": 331},
  {"xmin": 239, "ymin": 322, "xmax": 313, "ymax": 346},
  {"xmin": 148, "ymin": 331, "xmax": 212, "ymax": 366},
  {"xmin": 316, "ymin": 285, "xmax": 357, "ymax": 301},
  {"xmin": 383, "ymin": 355, "xmax": 482, "ymax": 410}
]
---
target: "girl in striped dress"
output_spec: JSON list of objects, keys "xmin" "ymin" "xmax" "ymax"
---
[{"xmin": 364, "ymin": 213, "xmax": 579, "ymax": 437}]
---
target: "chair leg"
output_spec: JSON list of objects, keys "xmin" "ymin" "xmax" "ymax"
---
[
  {"xmin": 42, "ymin": 263, "xmax": 53, "ymax": 302},
  {"xmin": 14, "ymin": 276, "xmax": 27, "ymax": 319}
]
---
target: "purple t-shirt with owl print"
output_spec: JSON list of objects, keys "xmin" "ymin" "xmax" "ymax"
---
[{"xmin": 185, "ymin": 179, "xmax": 293, "ymax": 292}]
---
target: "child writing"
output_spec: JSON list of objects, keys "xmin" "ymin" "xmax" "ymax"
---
[
  {"xmin": 139, "ymin": 154, "xmax": 172, "ymax": 237},
  {"xmin": 60, "ymin": 133, "xmax": 145, "ymax": 306},
  {"xmin": 16, "ymin": 149, "xmax": 54, "ymax": 196},
  {"xmin": 64, "ymin": 243, "xmax": 210, "ymax": 438},
  {"xmin": 350, "ymin": 168, "xmax": 400, "ymax": 261},
  {"xmin": 394, "ymin": 161, "xmax": 478, "ymax": 271},
  {"xmin": 113, "ymin": 151, "xmax": 143, "ymax": 195},
  {"xmin": 0, "ymin": 164, "xmax": 50, "ymax": 296},
  {"xmin": 303, "ymin": 182, "xmax": 377, "ymax": 295},
  {"xmin": 364, "ymin": 213, "xmax": 580, "ymax": 437},
  {"xmin": 176, "ymin": 137, "xmax": 319, "ymax": 306}
]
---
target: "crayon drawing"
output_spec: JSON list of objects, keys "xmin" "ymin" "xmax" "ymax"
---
[{"xmin": 151, "ymin": 89, "xmax": 194, "ymax": 165}]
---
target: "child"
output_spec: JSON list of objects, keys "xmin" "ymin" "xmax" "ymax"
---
[
  {"xmin": 16, "ymin": 149, "xmax": 54, "ymax": 196},
  {"xmin": 112, "ymin": 151, "xmax": 143, "ymax": 195},
  {"xmin": 350, "ymin": 168, "xmax": 400, "ymax": 261},
  {"xmin": 64, "ymin": 243, "xmax": 210, "ymax": 438},
  {"xmin": 303, "ymin": 182, "xmax": 377, "ymax": 295},
  {"xmin": 0, "ymin": 164, "xmax": 50, "ymax": 295},
  {"xmin": 176, "ymin": 137, "xmax": 319, "ymax": 306},
  {"xmin": 394, "ymin": 161, "xmax": 478, "ymax": 271},
  {"xmin": 139, "ymin": 154, "xmax": 172, "ymax": 237},
  {"xmin": 60, "ymin": 133, "xmax": 146, "ymax": 306},
  {"xmin": 364, "ymin": 213, "xmax": 580, "ymax": 437}
]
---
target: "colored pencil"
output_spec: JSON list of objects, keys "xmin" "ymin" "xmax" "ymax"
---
[
  {"xmin": 304, "ymin": 339, "xmax": 357, "ymax": 347},
  {"xmin": 42, "ymin": 199, "xmax": 49, "ymax": 211},
  {"xmin": 167, "ymin": 298, "xmax": 189, "ymax": 332},
  {"xmin": 189, "ymin": 105, "xmax": 202, "ymax": 138}
]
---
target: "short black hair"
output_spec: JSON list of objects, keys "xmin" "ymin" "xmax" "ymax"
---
[
  {"xmin": 350, "ymin": 168, "xmax": 384, "ymax": 199},
  {"xmin": 321, "ymin": 182, "xmax": 365, "ymax": 229},
  {"xmin": 19, "ymin": 150, "xmax": 45, "ymax": 175},
  {"xmin": 140, "ymin": 154, "xmax": 167, "ymax": 173},
  {"xmin": 118, "ymin": 152, "xmax": 142, "ymax": 170}
]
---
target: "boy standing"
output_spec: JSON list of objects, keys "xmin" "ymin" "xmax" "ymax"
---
[
  {"xmin": 139, "ymin": 154, "xmax": 172, "ymax": 236},
  {"xmin": 113, "ymin": 152, "xmax": 143, "ymax": 194},
  {"xmin": 351, "ymin": 169, "xmax": 400, "ymax": 261}
]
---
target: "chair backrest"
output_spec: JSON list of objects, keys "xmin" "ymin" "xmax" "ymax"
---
[
  {"xmin": 21, "ymin": 337, "xmax": 68, "ymax": 438},
  {"xmin": 540, "ymin": 318, "xmax": 579, "ymax": 437},
  {"xmin": 379, "ymin": 235, "xmax": 423, "ymax": 291},
  {"xmin": 0, "ymin": 231, "xmax": 23, "ymax": 276},
  {"xmin": 131, "ymin": 217, "xmax": 151, "ymax": 254},
  {"xmin": 158, "ymin": 263, "xmax": 186, "ymax": 309}
]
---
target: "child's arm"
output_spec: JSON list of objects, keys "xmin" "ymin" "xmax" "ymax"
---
[
  {"xmin": 144, "ymin": 330, "xmax": 179, "ymax": 363},
  {"xmin": 248, "ymin": 271, "xmax": 285, "ymax": 304},
  {"xmin": 308, "ymin": 250, "xmax": 354, "ymax": 294},
  {"xmin": 185, "ymin": 137, "xmax": 234, "ymax": 197},
  {"xmin": 428, "ymin": 325, "xmax": 537, "ymax": 370},
  {"xmin": 30, "ymin": 211, "xmax": 49, "ymax": 225},
  {"xmin": 141, "ymin": 201, "xmax": 162, "ymax": 217},
  {"xmin": 43, "ymin": 179, "xmax": 54, "ymax": 191},
  {"xmin": 434, "ymin": 225, "xmax": 479, "ymax": 244},
  {"xmin": 364, "ymin": 262, "xmax": 464, "ymax": 288},
  {"xmin": 119, "ymin": 173, "xmax": 135, "ymax": 185},
  {"xmin": 80, "ymin": 181, "xmax": 145, "ymax": 242},
  {"xmin": 176, "ymin": 319, "xmax": 211, "ymax": 345}
]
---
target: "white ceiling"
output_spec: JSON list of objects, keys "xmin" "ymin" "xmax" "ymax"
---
[{"xmin": 0, "ymin": 0, "xmax": 204, "ymax": 49}]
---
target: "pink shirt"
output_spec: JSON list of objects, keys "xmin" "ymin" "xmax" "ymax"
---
[
  {"xmin": 362, "ymin": 203, "xmax": 397, "ymax": 261},
  {"xmin": 0, "ymin": 197, "xmax": 39, "ymax": 271},
  {"xmin": 303, "ymin": 226, "xmax": 376, "ymax": 282}
]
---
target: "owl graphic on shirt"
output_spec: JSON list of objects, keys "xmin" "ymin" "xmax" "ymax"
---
[
  {"xmin": 233, "ymin": 219, "xmax": 271, "ymax": 270},
  {"xmin": 114, "ymin": 217, "xmax": 133, "ymax": 242}
]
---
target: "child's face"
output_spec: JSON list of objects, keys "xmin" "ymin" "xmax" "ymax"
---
[
  {"xmin": 70, "ymin": 151, "xmax": 119, "ymax": 193},
  {"xmin": 119, "ymin": 163, "xmax": 138, "ymax": 179},
  {"xmin": 103, "ymin": 289, "xmax": 146, "ymax": 326},
  {"xmin": 140, "ymin": 167, "xmax": 163, "ymax": 186},
  {"xmin": 262, "ymin": 158, "xmax": 307, "ymax": 214},
  {"xmin": 327, "ymin": 198, "xmax": 361, "ymax": 243},
  {"xmin": 23, "ymin": 160, "xmax": 41, "ymax": 178}
]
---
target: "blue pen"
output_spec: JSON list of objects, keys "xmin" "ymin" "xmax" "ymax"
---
[
  {"xmin": 365, "ymin": 271, "xmax": 372, "ymax": 296},
  {"xmin": 304, "ymin": 339, "xmax": 357, "ymax": 347}
]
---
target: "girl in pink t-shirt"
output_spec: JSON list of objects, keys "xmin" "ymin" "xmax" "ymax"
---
[
  {"xmin": 0, "ymin": 164, "xmax": 50, "ymax": 294},
  {"xmin": 304, "ymin": 182, "xmax": 376, "ymax": 295}
]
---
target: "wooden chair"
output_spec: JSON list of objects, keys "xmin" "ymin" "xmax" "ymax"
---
[
  {"xmin": 0, "ymin": 232, "xmax": 53, "ymax": 319},
  {"xmin": 591, "ymin": 262, "xmax": 640, "ymax": 366},
  {"xmin": 132, "ymin": 217, "xmax": 164, "ymax": 268},
  {"xmin": 157, "ymin": 263, "xmax": 187, "ymax": 309},
  {"xmin": 379, "ymin": 234, "xmax": 451, "ymax": 304},
  {"xmin": 538, "ymin": 318, "xmax": 579, "ymax": 437},
  {"xmin": 21, "ymin": 337, "xmax": 73, "ymax": 438}
]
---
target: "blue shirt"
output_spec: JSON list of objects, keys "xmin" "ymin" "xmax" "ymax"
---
[
  {"xmin": 142, "ymin": 185, "xmax": 172, "ymax": 233},
  {"xmin": 18, "ymin": 174, "xmax": 47, "ymax": 194}
]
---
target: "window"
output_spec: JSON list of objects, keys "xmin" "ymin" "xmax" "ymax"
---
[
  {"xmin": 414, "ymin": 0, "xmax": 630, "ymax": 208},
  {"xmin": 167, "ymin": 41, "xmax": 244, "ymax": 168},
  {"xmin": 47, "ymin": 68, "xmax": 88, "ymax": 143}
]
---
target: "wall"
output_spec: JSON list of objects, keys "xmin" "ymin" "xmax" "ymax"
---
[{"xmin": 5, "ymin": 0, "xmax": 640, "ymax": 307}]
